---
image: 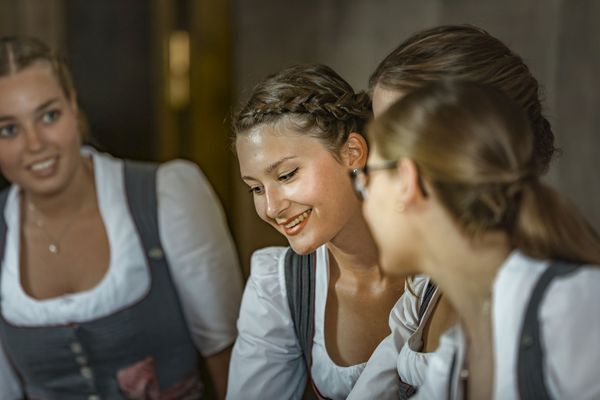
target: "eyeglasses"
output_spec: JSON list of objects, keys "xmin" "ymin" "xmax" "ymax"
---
[
  {"xmin": 349, "ymin": 160, "xmax": 398, "ymax": 200},
  {"xmin": 349, "ymin": 160, "xmax": 429, "ymax": 201}
]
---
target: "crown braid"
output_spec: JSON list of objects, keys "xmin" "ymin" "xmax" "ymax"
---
[{"xmin": 233, "ymin": 64, "xmax": 372, "ymax": 154}]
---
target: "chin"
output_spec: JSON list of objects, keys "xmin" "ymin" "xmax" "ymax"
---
[{"xmin": 287, "ymin": 239, "xmax": 320, "ymax": 255}]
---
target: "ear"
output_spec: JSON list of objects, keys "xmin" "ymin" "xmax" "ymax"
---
[
  {"xmin": 395, "ymin": 159, "xmax": 427, "ymax": 208},
  {"xmin": 341, "ymin": 132, "xmax": 368, "ymax": 168}
]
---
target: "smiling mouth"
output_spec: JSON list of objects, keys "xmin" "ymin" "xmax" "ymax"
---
[
  {"xmin": 283, "ymin": 209, "xmax": 312, "ymax": 229},
  {"xmin": 29, "ymin": 156, "xmax": 58, "ymax": 172}
]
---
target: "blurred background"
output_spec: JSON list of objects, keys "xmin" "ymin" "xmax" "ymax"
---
[{"xmin": 1, "ymin": 0, "xmax": 598, "ymax": 275}]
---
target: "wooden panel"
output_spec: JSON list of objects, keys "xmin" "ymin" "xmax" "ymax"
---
[{"xmin": 188, "ymin": 0, "xmax": 234, "ymax": 213}]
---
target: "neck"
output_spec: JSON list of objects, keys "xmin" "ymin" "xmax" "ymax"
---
[
  {"xmin": 25, "ymin": 155, "xmax": 95, "ymax": 218},
  {"xmin": 326, "ymin": 210, "xmax": 383, "ymax": 282},
  {"xmin": 422, "ymin": 230, "xmax": 510, "ymax": 337}
]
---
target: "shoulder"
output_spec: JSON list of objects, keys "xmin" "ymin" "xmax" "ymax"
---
[
  {"xmin": 535, "ymin": 262, "xmax": 600, "ymax": 397},
  {"xmin": 157, "ymin": 159, "xmax": 209, "ymax": 189},
  {"xmin": 389, "ymin": 275, "xmax": 430, "ymax": 330},
  {"xmin": 248, "ymin": 247, "xmax": 289, "ymax": 293},
  {"xmin": 541, "ymin": 261, "xmax": 600, "ymax": 325},
  {"xmin": 155, "ymin": 159, "xmax": 223, "ymax": 220}
]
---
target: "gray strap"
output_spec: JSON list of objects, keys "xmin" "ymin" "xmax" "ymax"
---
[
  {"xmin": 0, "ymin": 189, "xmax": 8, "ymax": 266},
  {"xmin": 123, "ymin": 160, "xmax": 163, "ymax": 258},
  {"xmin": 284, "ymin": 248, "xmax": 316, "ymax": 368},
  {"xmin": 284, "ymin": 248, "xmax": 334, "ymax": 400},
  {"xmin": 517, "ymin": 260, "xmax": 580, "ymax": 400},
  {"xmin": 418, "ymin": 281, "xmax": 437, "ymax": 322}
]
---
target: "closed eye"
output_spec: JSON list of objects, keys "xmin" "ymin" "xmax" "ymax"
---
[{"xmin": 278, "ymin": 167, "xmax": 299, "ymax": 182}]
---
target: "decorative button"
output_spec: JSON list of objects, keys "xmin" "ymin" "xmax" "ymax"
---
[
  {"xmin": 148, "ymin": 247, "xmax": 164, "ymax": 260},
  {"xmin": 76, "ymin": 355, "xmax": 88, "ymax": 366},
  {"xmin": 521, "ymin": 333, "xmax": 533, "ymax": 347},
  {"xmin": 88, "ymin": 395, "xmax": 100, "ymax": 400},
  {"xmin": 70, "ymin": 342, "xmax": 83, "ymax": 354},
  {"xmin": 80, "ymin": 366, "xmax": 93, "ymax": 379}
]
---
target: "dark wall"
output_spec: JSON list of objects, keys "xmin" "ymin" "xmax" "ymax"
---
[
  {"xmin": 231, "ymin": 0, "xmax": 600, "ymax": 272},
  {"xmin": 65, "ymin": 0, "xmax": 157, "ymax": 160}
]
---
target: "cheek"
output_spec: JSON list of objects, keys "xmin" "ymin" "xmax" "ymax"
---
[
  {"xmin": 0, "ymin": 145, "xmax": 21, "ymax": 179},
  {"xmin": 252, "ymin": 196, "xmax": 268, "ymax": 221},
  {"xmin": 53, "ymin": 112, "xmax": 81, "ymax": 146}
]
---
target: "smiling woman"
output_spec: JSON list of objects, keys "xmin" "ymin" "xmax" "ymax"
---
[
  {"xmin": 0, "ymin": 36, "xmax": 243, "ymax": 400},
  {"xmin": 227, "ymin": 64, "xmax": 407, "ymax": 400}
]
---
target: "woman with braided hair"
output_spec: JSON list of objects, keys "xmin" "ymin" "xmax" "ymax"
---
[
  {"xmin": 227, "ymin": 64, "xmax": 406, "ymax": 399},
  {"xmin": 356, "ymin": 79, "xmax": 600, "ymax": 398}
]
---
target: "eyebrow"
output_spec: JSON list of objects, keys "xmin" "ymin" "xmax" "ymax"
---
[
  {"xmin": 0, "ymin": 98, "xmax": 61, "ymax": 123},
  {"xmin": 242, "ymin": 156, "xmax": 297, "ymax": 181}
]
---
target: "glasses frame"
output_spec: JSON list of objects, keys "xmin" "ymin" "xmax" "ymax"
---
[{"xmin": 349, "ymin": 159, "xmax": 429, "ymax": 200}]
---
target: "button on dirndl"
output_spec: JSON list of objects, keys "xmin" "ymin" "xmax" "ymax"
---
[{"xmin": 80, "ymin": 366, "xmax": 93, "ymax": 379}]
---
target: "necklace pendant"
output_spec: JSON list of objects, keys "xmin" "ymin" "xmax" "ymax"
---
[{"xmin": 48, "ymin": 244, "xmax": 59, "ymax": 254}]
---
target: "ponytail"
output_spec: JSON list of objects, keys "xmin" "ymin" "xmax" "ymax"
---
[{"xmin": 513, "ymin": 181, "xmax": 600, "ymax": 265}]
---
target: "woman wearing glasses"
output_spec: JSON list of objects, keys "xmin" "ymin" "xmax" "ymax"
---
[
  {"xmin": 349, "ymin": 24, "xmax": 559, "ymax": 399},
  {"xmin": 227, "ymin": 64, "xmax": 407, "ymax": 399},
  {"xmin": 357, "ymin": 79, "xmax": 600, "ymax": 399}
]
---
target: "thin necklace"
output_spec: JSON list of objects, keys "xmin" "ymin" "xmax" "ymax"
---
[{"xmin": 26, "ymin": 201, "xmax": 87, "ymax": 254}]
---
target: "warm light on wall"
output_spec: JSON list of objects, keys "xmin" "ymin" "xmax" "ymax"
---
[{"xmin": 168, "ymin": 30, "xmax": 190, "ymax": 110}]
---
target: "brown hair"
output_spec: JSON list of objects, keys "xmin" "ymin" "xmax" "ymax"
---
[
  {"xmin": 0, "ymin": 36, "xmax": 94, "ymax": 142},
  {"xmin": 0, "ymin": 36, "xmax": 76, "ymax": 100},
  {"xmin": 369, "ymin": 25, "xmax": 555, "ymax": 175},
  {"xmin": 233, "ymin": 64, "xmax": 371, "ymax": 156},
  {"xmin": 369, "ymin": 80, "xmax": 600, "ymax": 265}
]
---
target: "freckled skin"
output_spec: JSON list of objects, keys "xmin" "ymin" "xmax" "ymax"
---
[{"xmin": 236, "ymin": 123, "xmax": 361, "ymax": 255}]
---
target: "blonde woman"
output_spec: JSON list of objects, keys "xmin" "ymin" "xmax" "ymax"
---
[
  {"xmin": 350, "ymin": 24, "xmax": 558, "ymax": 399},
  {"xmin": 359, "ymin": 79, "xmax": 600, "ymax": 398}
]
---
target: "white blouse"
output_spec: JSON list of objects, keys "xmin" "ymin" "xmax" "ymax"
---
[
  {"xmin": 0, "ymin": 149, "xmax": 243, "ymax": 399},
  {"xmin": 416, "ymin": 250, "xmax": 600, "ymax": 399},
  {"xmin": 348, "ymin": 276, "xmax": 446, "ymax": 399},
  {"xmin": 227, "ymin": 245, "xmax": 366, "ymax": 400}
]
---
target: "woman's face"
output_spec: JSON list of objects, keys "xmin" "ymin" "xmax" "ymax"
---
[
  {"xmin": 236, "ymin": 123, "xmax": 361, "ymax": 255},
  {"xmin": 362, "ymin": 147, "xmax": 417, "ymax": 277},
  {"xmin": 0, "ymin": 61, "xmax": 81, "ymax": 197}
]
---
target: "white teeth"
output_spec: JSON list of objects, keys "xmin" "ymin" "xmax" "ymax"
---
[
  {"xmin": 285, "ymin": 209, "xmax": 312, "ymax": 229},
  {"xmin": 31, "ymin": 158, "xmax": 56, "ymax": 171}
]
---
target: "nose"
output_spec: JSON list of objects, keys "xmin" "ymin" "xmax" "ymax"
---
[
  {"xmin": 265, "ymin": 187, "xmax": 289, "ymax": 220},
  {"xmin": 24, "ymin": 125, "xmax": 45, "ymax": 152}
]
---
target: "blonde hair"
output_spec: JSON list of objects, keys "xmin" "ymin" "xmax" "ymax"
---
[
  {"xmin": 0, "ymin": 36, "xmax": 75, "ymax": 100},
  {"xmin": 0, "ymin": 36, "xmax": 94, "ymax": 143},
  {"xmin": 369, "ymin": 80, "xmax": 600, "ymax": 265}
]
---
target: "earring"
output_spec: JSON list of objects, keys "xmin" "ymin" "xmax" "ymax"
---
[{"xmin": 395, "ymin": 201, "xmax": 406, "ymax": 213}]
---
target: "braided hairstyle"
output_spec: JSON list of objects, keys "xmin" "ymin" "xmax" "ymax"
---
[
  {"xmin": 233, "ymin": 64, "xmax": 372, "ymax": 156},
  {"xmin": 369, "ymin": 80, "xmax": 600, "ymax": 265},
  {"xmin": 369, "ymin": 25, "xmax": 556, "ymax": 175}
]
